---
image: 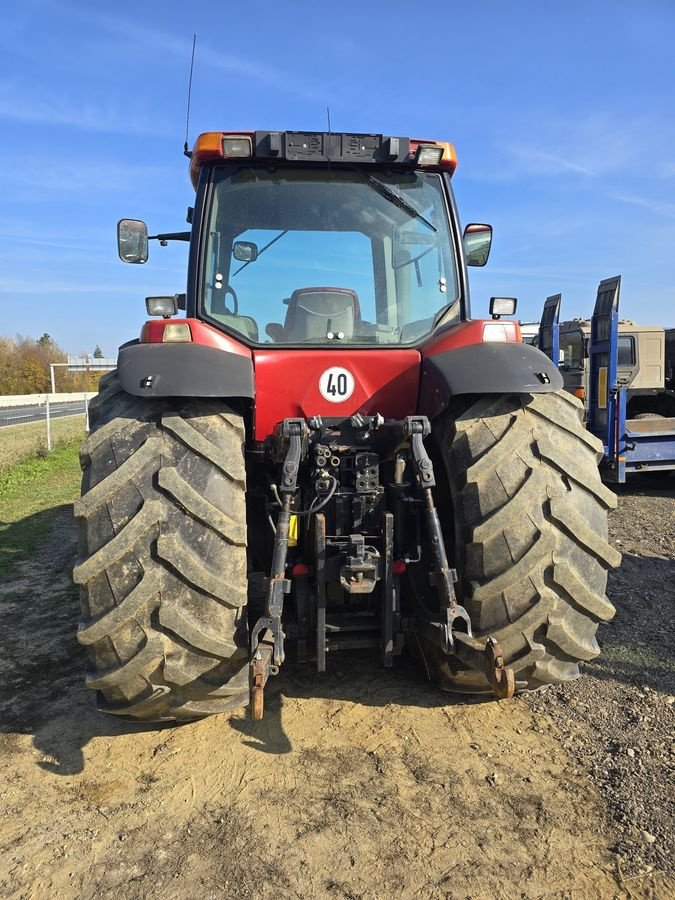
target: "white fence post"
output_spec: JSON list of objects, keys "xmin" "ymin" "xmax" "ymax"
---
[
  {"xmin": 45, "ymin": 396, "xmax": 52, "ymax": 451},
  {"xmin": 84, "ymin": 393, "xmax": 90, "ymax": 433}
]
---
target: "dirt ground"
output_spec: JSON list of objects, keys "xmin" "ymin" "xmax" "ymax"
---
[{"xmin": 1, "ymin": 477, "xmax": 674, "ymax": 899}]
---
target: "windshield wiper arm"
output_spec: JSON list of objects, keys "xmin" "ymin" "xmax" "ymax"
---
[
  {"xmin": 351, "ymin": 167, "xmax": 437, "ymax": 233},
  {"xmin": 232, "ymin": 230, "xmax": 289, "ymax": 277}
]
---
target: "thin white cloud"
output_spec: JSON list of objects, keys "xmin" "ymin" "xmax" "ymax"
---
[
  {"xmin": 504, "ymin": 143, "xmax": 594, "ymax": 177},
  {"xmin": 0, "ymin": 159, "xmax": 176, "ymax": 194},
  {"xmin": 608, "ymin": 191, "xmax": 675, "ymax": 219},
  {"xmin": 658, "ymin": 161, "xmax": 675, "ymax": 179},
  {"xmin": 0, "ymin": 79, "xmax": 171, "ymax": 136},
  {"xmin": 462, "ymin": 110, "xmax": 675, "ymax": 184},
  {"xmin": 0, "ymin": 8, "xmax": 322, "ymax": 136},
  {"xmin": 58, "ymin": 9, "xmax": 322, "ymax": 103}
]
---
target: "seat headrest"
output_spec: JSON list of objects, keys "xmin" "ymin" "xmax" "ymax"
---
[{"xmin": 285, "ymin": 288, "xmax": 360, "ymax": 341}]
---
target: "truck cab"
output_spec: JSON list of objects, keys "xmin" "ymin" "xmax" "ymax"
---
[{"xmin": 558, "ymin": 318, "xmax": 671, "ymax": 418}]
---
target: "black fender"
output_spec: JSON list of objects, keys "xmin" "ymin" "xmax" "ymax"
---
[
  {"xmin": 419, "ymin": 342, "xmax": 563, "ymax": 419},
  {"xmin": 117, "ymin": 341, "xmax": 255, "ymax": 399}
]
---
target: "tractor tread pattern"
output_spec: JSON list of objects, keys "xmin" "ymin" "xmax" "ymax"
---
[
  {"xmin": 161, "ymin": 413, "xmax": 246, "ymax": 484},
  {"xmin": 75, "ymin": 372, "xmax": 249, "ymax": 721},
  {"xmin": 438, "ymin": 390, "xmax": 618, "ymax": 692},
  {"xmin": 157, "ymin": 467, "xmax": 246, "ymax": 546},
  {"xmin": 77, "ymin": 571, "xmax": 161, "ymax": 646},
  {"xmin": 156, "ymin": 534, "xmax": 248, "ymax": 607},
  {"xmin": 73, "ymin": 501, "xmax": 161, "ymax": 585},
  {"xmin": 74, "ymin": 437, "xmax": 162, "ymax": 517}
]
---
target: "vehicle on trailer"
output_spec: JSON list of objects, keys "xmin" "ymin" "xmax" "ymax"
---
[
  {"xmin": 73, "ymin": 130, "xmax": 619, "ymax": 722},
  {"xmin": 518, "ymin": 322, "xmax": 540, "ymax": 346},
  {"xmin": 540, "ymin": 293, "xmax": 674, "ymax": 418},
  {"xmin": 539, "ymin": 280, "xmax": 675, "ymax": 481}
]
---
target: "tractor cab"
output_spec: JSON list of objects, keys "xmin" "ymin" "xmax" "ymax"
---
[{"xmin": 119, "ymin": 131, "xmax": 494, "ymax": 349}]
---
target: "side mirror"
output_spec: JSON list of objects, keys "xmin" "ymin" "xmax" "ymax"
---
[
  {"xmin": 233, "ymin": 241, "xmax": 259, "ymax": 262},
  {"xmin": 118, "ymin": 219, "xmax": 149, "ymax": 264},
  {"xmin": 463, "ymin": 223, "xmax": 492, "ymax": 267}
]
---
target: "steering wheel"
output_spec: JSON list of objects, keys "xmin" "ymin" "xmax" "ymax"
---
[{"xmin": 224, "ymin": 285, "xmax": 238, "ymax": 315}]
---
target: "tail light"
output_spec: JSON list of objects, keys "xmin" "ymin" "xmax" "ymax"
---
[
  {"xmin": 483, "ymin": 321, "xmax": 520, "ymax": 342},
  {"xmin": 140, "ymin": 320, "xmax": 193, "ymax": 343}
]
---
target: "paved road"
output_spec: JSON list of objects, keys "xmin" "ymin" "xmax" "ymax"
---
[{"xmin": 0, "ymin": 400, "xmax": 88, "ymax": 428}]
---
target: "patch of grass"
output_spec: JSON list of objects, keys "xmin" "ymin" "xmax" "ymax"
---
[
  {"xmin": 0, "ymin": 441, "xmax": 82, "ymax": 577},
  {"xmin": 0, "ymin": 417, "xmax": 86, "ymax": 475}
]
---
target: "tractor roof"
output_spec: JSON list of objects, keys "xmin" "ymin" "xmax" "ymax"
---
[{"xmin": 189, "ymin": 130, "xmax": 457, "ymax": 188}]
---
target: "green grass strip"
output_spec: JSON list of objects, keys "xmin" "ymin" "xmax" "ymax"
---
[{"xmin": 0, "ymin": 441, "xmax": 82, "ymax": 578}]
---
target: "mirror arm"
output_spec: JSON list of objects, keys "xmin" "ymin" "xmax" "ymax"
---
[{"xmin": 149, "ymin": 231, "xmax": 191, "ymax": 246}]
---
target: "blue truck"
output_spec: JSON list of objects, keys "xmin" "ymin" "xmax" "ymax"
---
[{"xmin": 539, "ymin": 276, "xmax": 675, "ymax": 482}]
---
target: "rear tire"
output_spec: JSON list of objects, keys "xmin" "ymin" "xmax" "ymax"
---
[
  {"xmin": 74, "ymin": 373, "xmax": 249, "ymax": 721},
  {"xmin": 432, "ymin": 390, "xmax": 620, "ymax": 692}
]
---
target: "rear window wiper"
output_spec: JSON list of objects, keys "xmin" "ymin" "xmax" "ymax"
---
[{"xmin": 350, "ymin": 167, "xmax": 437, "ymax": 233}]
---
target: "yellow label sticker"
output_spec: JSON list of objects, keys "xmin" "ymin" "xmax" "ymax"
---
[
  {"xmin": 288, "ymin": 514, "xmax": 298, "ymax": 548},
  {"xmin": 598, "ymin": 367, "xmax": 608, "ymax": 409}
]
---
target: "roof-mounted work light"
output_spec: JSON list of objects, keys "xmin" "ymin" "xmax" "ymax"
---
[
  {"xmin": 222, "ymin": 135, "xmax": 252, "ymax": 158},
  {"xmin": 414, "ymin": 144, "xmax": 444, "ymax": 166}
]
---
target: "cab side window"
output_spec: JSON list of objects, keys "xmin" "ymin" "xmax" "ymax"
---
[
  {"xmin": 561, "ymin": 332, "xmax": 584, "ymax": 369},
  {"xmin": 617, "ymin": 336, "xmax": 635, "ymax": 368}
]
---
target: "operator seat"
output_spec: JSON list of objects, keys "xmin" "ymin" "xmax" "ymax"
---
[{"xmin": 283, "ymin": 287, "xmax": 361, "ymax": 342}]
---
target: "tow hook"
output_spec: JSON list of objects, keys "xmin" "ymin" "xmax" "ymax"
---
[
  {"xmin": 452, "ymin": 633, "xmax": 516, "ymax": 699},
  {"xmin": 250, "ymin": 637, "xmax": 277, "ymax": 721}
]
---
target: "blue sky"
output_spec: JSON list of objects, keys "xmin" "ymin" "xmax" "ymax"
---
[{"xmin": 1, "ymin": 0, "xmax": 674, "ymax": 356}]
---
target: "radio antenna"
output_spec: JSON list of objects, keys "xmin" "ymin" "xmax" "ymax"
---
[{"xmin": 183, "ymin": 34, "xmax": 197, "ymax": 158}]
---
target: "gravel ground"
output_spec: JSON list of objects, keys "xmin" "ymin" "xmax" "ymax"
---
[
  {"xmin": 525, "ymin": 473, "xmax": 675, "ymax": 880},
  {"xmin": 1, "ymin": 467, "xmax": 673, "ymax": 898}
]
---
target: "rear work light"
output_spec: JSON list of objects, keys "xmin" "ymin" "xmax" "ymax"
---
[
  {"xmin": 145, "ymin": 295, "xmax": 178, "ymax": 317},
  {"xmin": 414, "ymin": 145, "xmax": 444, "ymax": 166},
  {"xmin": 409, "ymin": 140, "xmax": 458, "ymax": 174},
  {"xmin": 489, "ymin": 297, "xmax": 518, "ymax": 319},
  {"xmin": 222, "ymin": 135, "xmax": 252, "ymax": 157}
]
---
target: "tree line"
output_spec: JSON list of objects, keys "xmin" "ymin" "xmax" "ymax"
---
[{"xmin": 0, "ymin": 334, "xmax": 108, "ymax": 395}]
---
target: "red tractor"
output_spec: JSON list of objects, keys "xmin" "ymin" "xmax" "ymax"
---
[{"xmin": 73, "ymin": 130, "xmax": 619, "ymax": 722}]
